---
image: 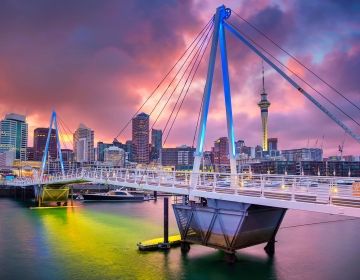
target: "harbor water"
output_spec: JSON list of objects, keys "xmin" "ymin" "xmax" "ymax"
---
[{"xmin": 1, "ymin": 197, "xmax": 360, "ymax": 280}]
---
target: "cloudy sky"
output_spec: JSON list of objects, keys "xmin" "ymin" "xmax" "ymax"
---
[{"xmin": 0, "ymin": 0, "xmax": 359, "ymax": 156}]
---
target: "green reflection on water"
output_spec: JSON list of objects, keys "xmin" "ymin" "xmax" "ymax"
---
[{"xmin": 35, "ymin": 206, "xmax": 179, "ymax": 280}]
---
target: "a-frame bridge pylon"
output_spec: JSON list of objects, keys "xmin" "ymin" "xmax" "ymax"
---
[{"xmin": 40, "ymin": 110, "xmax": 65, "ymax": 180}]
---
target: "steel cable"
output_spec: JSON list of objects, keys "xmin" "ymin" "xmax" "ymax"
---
[
  {"xmin": 231, "ymin": 9, "xmax": 360, "ymax": 113},
  {"xmin": 113, "ymin": 19, "xmax": 213, "ymax": 141}
]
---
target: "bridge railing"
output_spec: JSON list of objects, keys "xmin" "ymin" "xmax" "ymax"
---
[{"xmin": 5, "ymin": 167, "xmax": 360, "ymax": 208}]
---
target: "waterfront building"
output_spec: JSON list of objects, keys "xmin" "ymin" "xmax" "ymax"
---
[
  {"xmin": 250, "ymin": 160, "xmax": 360, "ymax": 177},
  {"xmin": 104, "ymin": 146, "xmax": 125, "ymax": 167},
  {"xmin": 255, "ymin": 145, "xmax": 263, "ymax": 159},
  {"xmin": 73, "ymin": 124, "xmax": 95, "ymax": 163},
  {"xmin": 33, "ymin": 128, "xmax": 57, "ymax": 161},
  {"xmin": 112, "ymin": 139, "xmax": 126, "ymax": 150},
  {"xmin": 125, "ymin": 140, "xmax": 133, "ymax": 162},
  {"xmin": 342, "ymin": 155, "xmax": 360, "ymax": 162},
  {"xmin": 235, "ymin": 140, "xmax": 245, "ymax": 156},
  {"xmin": 213, "ymin": 137, "xmax": 229, "ymax": 165},
  {"xmin": 0, "ymin": 113, "xmax": 28, "ymax": 161},
  {"xmin": 132, "ymin": 113, "xmax": 149, "ymax": 164},
  {"xmin": 258, "ymin": 62, "xmax": 271, "ymax": 151},
  {"xmin": 26, "ymin": 147, "xmax": 35, "ymax": 161},
  {"xmin": 61, "ymin": 149, "xmax": 74, "ymax": 162},
  {"xmin": 0, "ymin": 150, "xmax": 16, "ymax": 167},
  {"xmin": 161, "ymin": 145, "xmax": 195, "ymax": 169},
  {"xmin": 241, "ymin": 146, "xmax": 254, "ymax": 158},
  {"xmin": 97, "ymin": 142, "xmax": 112, "ymax": 161},
  {"xmin": 267, "ymin": 138, "xmax": 278, "ymax": 151},
  {"xmin": 281, "ymin": 148, "xmax": 323, "ymax": 161},
  {"xmin": 151, "ymin": 129, "xmax": 162, "ymax": 161}
]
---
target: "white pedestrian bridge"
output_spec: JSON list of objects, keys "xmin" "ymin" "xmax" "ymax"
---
[{"xmin": 5, "ymin": 168, "xmax": 360, "ymax": 218}]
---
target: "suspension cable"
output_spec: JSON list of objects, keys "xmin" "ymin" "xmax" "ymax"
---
[
  {"xmin": 57, "ymin": 122, "xmax": 70, "ymax": 152},
  {"xmin": 161, "ymin": 24, "xmax": 212, "ymax": 136},
  {"xmin": 57, "ymin": 116, "xmax": 78, "ymax": 147},
  {"xmin": 57, "ymin": 120, "xmax": 71, "ymax": 150},
  {"xmin": 113, "ymin": 19, "xmax": 213, "ymax": 141},
  {"xmin": 227, "ymin": 20, "xmax": 360, "ymax": 128},
  {"xmin": 151, "ymin": 23, "xmax": 214, "ymax": 130},
  {"xmin": 231, "ymin": 10, "xmax": 360, "ymax": 113},
  {"xmin": 149, "ymin": 21, "xmax": 213, "ymax": 118},
  {"xmin": 163, "ymin": 29, "xmax": 212, "ymax": 146}
]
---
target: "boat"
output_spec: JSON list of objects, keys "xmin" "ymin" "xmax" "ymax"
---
[{"xmin": 82, "ymin": 189, "xmax": 151, "ymax": 202}]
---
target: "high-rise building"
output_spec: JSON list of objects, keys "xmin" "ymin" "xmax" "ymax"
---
[
  {"xmin": 33, "ymin": 128, "xmax": 57, "ymax": 161},
  {"xmin": 0, "ymin": 113, "xmax": 28, "ymax": 160},
  {"xmin": 267, "ymin": 138, "xmax": 278, "ymax": 151},
  {"xmin": 151, "ymin": 129, "xmax": 162, "ymax": 161},
  {"xmin": 132, "ymin": 113, "xmax": 149, "ymax": 164},
  {"xmin": 73, "ymin": 124, "xmax": 94, "ymax": 163},
  {"xmin": 258, "ymin": 62, "xmax": 270, "ymax": 151},
  {"xmin": 213, "ymin": 137, "xmax": 229, "ymax": 165}
]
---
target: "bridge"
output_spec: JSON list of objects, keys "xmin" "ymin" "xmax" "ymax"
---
[
  {"xmin": 7, "ymin": 168, "xmax": 360, "ymax": 218},
  {"xmin": 3, "ymin": 5, "xmax": 360, "ymax": 257}
]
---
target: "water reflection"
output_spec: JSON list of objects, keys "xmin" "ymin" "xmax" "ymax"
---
[{"xmin": 1, "ymin": 198, "xmax": 360, "ymax": 280}]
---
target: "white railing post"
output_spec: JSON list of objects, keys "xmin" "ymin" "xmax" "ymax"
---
[
  {"xmin": 213, "ymin": 173, "xmax": 216, "ymax": 190},
  {"xmin": 291, "ymin": 178, "xmax": 296, "ymax": 201},
  {"xmin": 329, "ymin": 179, "xmax": 334, "ymax": 205},
  {"xmin": 172, "ymin": 171, "xmax": 175, "ymax": 188},
  {"xmin": 260, "ymin": 175, "xmax": 265, "ymax": 197}
]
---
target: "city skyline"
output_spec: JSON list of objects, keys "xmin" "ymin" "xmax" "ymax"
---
[{"xmin": 0, "ymin": 0, "xmax": 359, "ymax": 156}]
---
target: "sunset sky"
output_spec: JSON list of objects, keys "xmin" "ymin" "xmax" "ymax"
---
[{"xmin": 0, "ymin": 0, "xmax": 359, "ymax": 156}]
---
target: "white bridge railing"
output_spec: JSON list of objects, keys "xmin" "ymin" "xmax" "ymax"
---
[{"xmin": 4, "ymin": 167, "xmax": 360, "ymax": 213}]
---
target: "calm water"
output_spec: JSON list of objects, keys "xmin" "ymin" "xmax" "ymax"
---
[{"xmin": 1, "ymin": 197, "xmax": 360, "ymax": 280}]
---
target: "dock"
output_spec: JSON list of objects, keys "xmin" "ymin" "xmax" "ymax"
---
[{"xmin": 137, "ymin": 235, "xmax": 181, "ymax": 251}]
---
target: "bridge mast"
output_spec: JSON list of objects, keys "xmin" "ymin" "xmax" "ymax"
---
[
  {"xmin": 40, "ymin": 111, "xmax": 65, "ymax": 181},
  {"xmin": 192, "ymin": 5, "xmax": 236, "ymax": 184}
]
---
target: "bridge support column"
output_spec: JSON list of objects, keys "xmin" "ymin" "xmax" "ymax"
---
[
  {"xmin": 264, "ymin": 208, "xmax": 287, "ymax": 256},
  {"xmin": 180, "ymin": 241, "xmax": 191, "ymax": 254},
  {"xmin": 160, "ymin": 197, "xmax": 170, "ymax": 250},
  {"xmin": 224, "ymin": 252, "xmax": 237, "ymax": 264}
]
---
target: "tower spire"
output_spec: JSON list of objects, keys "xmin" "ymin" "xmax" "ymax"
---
[
  {"xmin": 262, "ymin": 59, "xmax": 265, "ymax": 93},
  {"xmin": 258, "ymin": 61, "xmax": 271, "ymax": 151}
]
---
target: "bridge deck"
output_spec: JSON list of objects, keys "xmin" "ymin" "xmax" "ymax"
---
[{"xmin": 4, "ymin": 168, "xmax": 360, "ymax": 217}]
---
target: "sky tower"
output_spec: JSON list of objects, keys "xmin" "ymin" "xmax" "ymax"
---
[{"xmin": 258, "ymin": 61, "xmax": 271, "ymax": 151}]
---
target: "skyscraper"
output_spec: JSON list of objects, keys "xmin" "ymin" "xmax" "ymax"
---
[
  {"xmin": 132, "ymin": 112, "xmax": 149, "ymax": 164},
  {"xmin": 213, "ymin": 137, "xmax": 229, "ymax": 165},
  {"xmin": 151, "ymin": 128, "xmax": 162, "ymax": 161},
  {"xmin": 0, "ymin": 113, "xmax": 28, "ymax": 160},
  {"xmin": 258, "ymin": 62, "xmax": 271, "ymax": 151},
  {"xmin": 73, "ymin": 124, "xmax": 94, "ymax": 163},
  {"xmin": 33, "ymin": 128, "xmax": 57, "ymax": 161}
]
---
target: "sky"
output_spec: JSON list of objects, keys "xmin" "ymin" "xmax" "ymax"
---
[{"xmin": 0, "ymin": 0, "xmax": 359, "ymax": 156}]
